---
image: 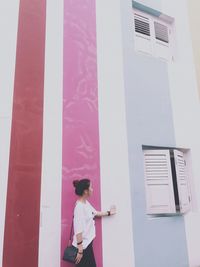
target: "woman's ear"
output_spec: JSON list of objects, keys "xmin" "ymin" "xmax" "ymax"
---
[{"xmin": 83, "ymin": 189, "xmax": 88, "ymax": 196}]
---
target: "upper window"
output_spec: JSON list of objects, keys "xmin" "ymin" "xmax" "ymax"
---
[{"xmin": 133, "ymin": 9, "xmax": 174, "ymax": 61}]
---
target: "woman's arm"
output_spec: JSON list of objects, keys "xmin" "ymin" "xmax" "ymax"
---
[
  {"xmin": 76, "ymin": 233, "xmax": 83, "ymax": 252},
  {"xmin": 95, "ymin": 211, "xmax": 110, "ymax": 217},
  {"xmin": 75, "ymin": 232, "xmax": 83, "ymax": 264},
  {"xmin": 74, "ymin": 205, "xmax": 85, "ymax": 264},
  {"xmin": 95, "ymin": 205, "xmax": 116, "ymax": 218}
]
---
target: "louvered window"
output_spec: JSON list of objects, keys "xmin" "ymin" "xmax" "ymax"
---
[
  {"xmin": 173, "ymin": 150, "xmax": 191, "ymax": 213},
  {"xmin": 133, "ymin": 9, "xmax": 174, "ymax": 61},
  {"xmin": 143, "ymin": 149, "xmax": 191, "ymax": 215},
  {"xmin": 144, "ymin": 150, "xmax": 176, "ymax": 214},
  {"xmin": 134, "ymin": 14, "xmax": 150, "ymax": 36},
  {"xmin": 133, "ymin": 13, "xmax": 152, "ymax": 55},
  {"xmin": 154, "ymin": 22, "xmax": 169, "ymax": 43}
]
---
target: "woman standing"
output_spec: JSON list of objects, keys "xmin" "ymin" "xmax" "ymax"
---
[{"xmin": 72, "ymin": 178, "xmax": 116, "ymax": 267}]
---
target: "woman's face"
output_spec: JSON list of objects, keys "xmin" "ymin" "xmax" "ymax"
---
[
  {"xmin": 84, "ymin": 183, "xmax": 93, "ymax": 197},
  {"xmin": 88, "ymin": 184, "xmax": 93, "ymax": 196}
]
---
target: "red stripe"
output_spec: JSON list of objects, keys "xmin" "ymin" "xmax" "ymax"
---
[{"xmin": 3, "ymin": 1, "xmax": 46, "ymax": 266}]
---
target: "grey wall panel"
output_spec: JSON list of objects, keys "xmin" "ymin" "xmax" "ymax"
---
[{"xmin": 120, "ymin": 1, "xmax": 189, "ymax": 266}]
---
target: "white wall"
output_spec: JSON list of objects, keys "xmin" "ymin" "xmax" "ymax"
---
[
  {"xmin": 0, "ymin": 1, "xmax": 19, "ymax": 264},
  {"xmin": 96, "ymin": 0, "xmax": 135, "ymax": 266},
  {"xmin": 38, "ymin": 0, "xmax": 63, "ymax": 266},
  {"xmin": 162, "ymin": 1, "xmax": 200, "ymax": 266},
  {"xmin": 188, "ymin": 0, "xmax": 200, "ymax": 100}
]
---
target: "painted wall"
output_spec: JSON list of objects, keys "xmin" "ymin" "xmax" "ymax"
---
[
  {"xmin": 2, "ymin": 1, "xmax": 46, "ymax": 267},
  {"xmin": 1, "ymin": 1, "xmax": 200, "ymax": 267},
  {"xmin": 162, "ymin": 1, "xmax": 200, "ymax": 266},
  {"xmin": 96, "ymin": 0, "xmax": 136, "ymax": 266},
  {"xmin": 39, "ymin": 0, "xmax": 136, "ymax": 266},
  {"xmin": 0, "ymin": 2, "xmax": 135, "ymax": 266},
  {"xmin": 187, "ymin": 0, "xmax": 200, "ymax": 100},
  {"xmin": 120, "ymin": 0, "xmax": 189, "ymax": 266},
  {"xmin": 61, "ymin": 0, "xmax": 102, "ymax": 266},
  {"xmin": 0, "ymin": 1, "xmax": 19, "ymax": 264},
  {"xmin": 38, "ymin": 0, "xmax": 63, "ymax": 266}
]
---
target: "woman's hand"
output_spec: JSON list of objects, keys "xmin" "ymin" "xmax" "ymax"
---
[
  {"xmin": 75, "ymin": 251, "xmax": 83, "ymax": 264},
  {"xmin": 110, "ymin": 205, "xmax": 116, "ymax": 215}
]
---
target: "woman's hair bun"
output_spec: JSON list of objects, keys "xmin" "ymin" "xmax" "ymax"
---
[
  {"xmin": 73, "ymin": 180, "xmax": 80, "ymax": 188},
  {"xmin": 72, "ymin": 178, "xmax": 90, "ymax": 196}
]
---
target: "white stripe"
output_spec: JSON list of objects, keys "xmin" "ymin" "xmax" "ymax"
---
[
  {"xmin": 96, "ymin": 0, "xmax": 135, "ymax": 266},
  {"xmin": 38, "ymin": 0, "xmax": 63, "ymax": 266},
  {"xmin": 0, "ymin": 0, "xmax": 19, "ymax": 263},
  {"xmin": 162, "ymin": 1, "xmax": 200, "ymax": 266}
]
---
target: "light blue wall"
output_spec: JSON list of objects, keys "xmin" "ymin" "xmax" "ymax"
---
[{"xmin": 120, "ymin": 1, "xmax": 189, "ymax": 267}]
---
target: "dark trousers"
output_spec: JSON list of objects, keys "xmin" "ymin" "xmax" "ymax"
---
[{"xmin": 76, "ymin": 241, "xmax": 96, "ymax": 267}]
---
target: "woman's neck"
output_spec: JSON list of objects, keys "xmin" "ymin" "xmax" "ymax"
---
[{"xmin": 78, "ymin": 196, "xmax": 87, "ymax": 203}]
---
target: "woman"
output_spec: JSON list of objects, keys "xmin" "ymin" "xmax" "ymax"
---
[{"xmin": 72, "ymin": 178, "xmax": 116, "ymax": 267}]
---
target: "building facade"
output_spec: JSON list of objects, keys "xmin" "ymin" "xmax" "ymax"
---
[
  {"xmin": 0, "ymin": 0, "xmax": 200, "ymax": 267},
  {"xmin": 188, "ymin": 0, "xmax": 200, "ymax": 100}
]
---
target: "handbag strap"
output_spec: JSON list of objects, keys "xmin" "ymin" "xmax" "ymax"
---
[{"xmin": 68, "ymin": 216, "xmax": 74, "ymax": 246}]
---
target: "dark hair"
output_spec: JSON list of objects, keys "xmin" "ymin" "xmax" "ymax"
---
[{"xmin": 73, "ymin": 179, "xmax": 90, "ymax": 196}]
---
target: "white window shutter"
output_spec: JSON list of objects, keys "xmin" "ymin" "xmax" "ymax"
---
[
  {"xmin": 153, "ymin": 21, "xmax": 170, "ymax": 61},
  {"xmin": 143, "ymin": 150, "xmax": 176, "ymax": 214},
  {"xmin": 173, "ymin": 150, "xmax": 191, "ymax": 213},
  {"xmin": 133, "ymin": 13, "xmax": 152, "ymax": 56}
]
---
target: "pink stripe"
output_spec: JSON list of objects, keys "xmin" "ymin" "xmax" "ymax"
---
[
  {"xmin": 2, "ymin": 1, "xmax": 46, "ymax": 266},
  {"xmin": 61, "ymin": 0, "xmax": 102, "ymax": 266}
]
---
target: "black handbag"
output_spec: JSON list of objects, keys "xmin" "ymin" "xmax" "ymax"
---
[
  {"xmin": 63, "ymin": 245, "xmax": 78, "ymax": 263},
  {"xmin": 63, "ymin": 217, "xmax": 78, "ymax": 263}
]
